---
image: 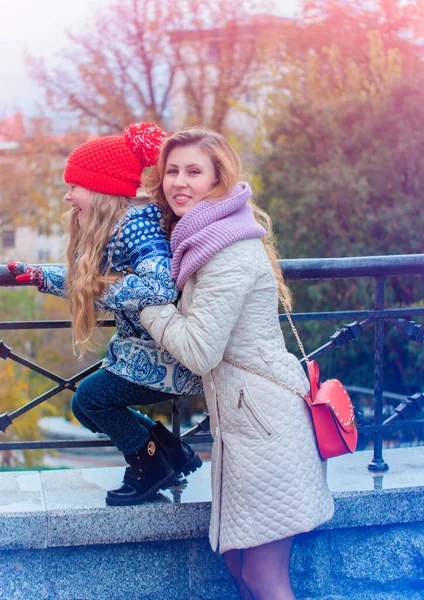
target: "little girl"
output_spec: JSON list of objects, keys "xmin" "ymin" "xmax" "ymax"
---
[{"xmin": 8, "ymin": 122, "xmax": 203, "ymax": 506}]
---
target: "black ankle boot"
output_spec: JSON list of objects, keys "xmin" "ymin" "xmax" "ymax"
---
[
  {"xmin": 151, "ymin": 421, "xmax": 203, "ymax": 477},
  {"xmin": 106, "ymin": 439, "xmax": 176, "ymax": 506}
]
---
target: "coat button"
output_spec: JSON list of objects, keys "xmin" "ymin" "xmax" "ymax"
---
[{"xmin": 160, "ymin": 305, "xmax": 173, "ymax": 317}]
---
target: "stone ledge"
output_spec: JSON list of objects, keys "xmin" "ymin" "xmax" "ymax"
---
[
  {"xmin": 1, "ymin": 448, "xmax": 424, "ymax": 600},
  {"xmin": 1, "ymin": 522, "xmax": 423, "ymax": 599},
  {"xmin": 1, "ymin": 446, "xmax": 424, "ymax": 551}
]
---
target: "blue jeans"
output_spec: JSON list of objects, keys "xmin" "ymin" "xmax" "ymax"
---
[{"xmin": 72, "ymin": 368, "xmax": 176, "ymax": 455}]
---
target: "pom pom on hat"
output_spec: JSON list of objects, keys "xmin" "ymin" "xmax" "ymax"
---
[
  {"xmin": 124, "ymin": 122, "xmax": 167, "ymax": 167},
  {"xmin": 64, "ymin": 122, "xmax": 167, "ymax": 197}
]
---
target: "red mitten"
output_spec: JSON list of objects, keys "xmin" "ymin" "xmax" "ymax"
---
[{"xmin": 7, "ymin": 262, "xmax": 44, "ymax": 289}]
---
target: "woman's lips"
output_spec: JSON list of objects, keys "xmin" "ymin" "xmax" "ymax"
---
[{"xmin": 174, "ymin": 195, "xmax": 191, "ymax": 204}]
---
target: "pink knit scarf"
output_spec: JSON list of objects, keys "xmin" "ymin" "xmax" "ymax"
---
[{"xmin": 171, "ymin": 183, "xmax": 266, "ymax": 290}]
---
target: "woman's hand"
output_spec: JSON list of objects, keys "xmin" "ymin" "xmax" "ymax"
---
[{"xmin": 7, "ymin": 262, "xmax": 44, "ymax": 288}]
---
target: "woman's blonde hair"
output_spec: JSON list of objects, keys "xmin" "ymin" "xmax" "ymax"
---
[
  {"xmin": 65, "ymin": 192, "xmax": 148, "ymax": 356},
  {"xmin": 144, "ymin": 127, "xmax": 292, "ymax": 309}
]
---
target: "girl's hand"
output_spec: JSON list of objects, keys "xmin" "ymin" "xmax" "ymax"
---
[{"xmin": 7, "ymin": 262, "xmax": 44, "ymax": 288}]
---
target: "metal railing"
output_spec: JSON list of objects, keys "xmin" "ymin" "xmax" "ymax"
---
[{"xmin": 0, "ymin": 254, "xmax": 423, "ymax": 471}]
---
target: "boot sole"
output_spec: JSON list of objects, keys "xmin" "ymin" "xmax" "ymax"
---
[
  {"xmin": 105, "ymin": 472, "xmax": 177, "ymax": 507},
  {"xmin": 178, "ymin": 453, "xmax": 203, "ymax": 477}
]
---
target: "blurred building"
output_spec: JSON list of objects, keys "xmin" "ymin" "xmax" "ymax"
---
[
  {"xmin": 0, "ymin": 112, "xmax": 65, "ymax": 264},
  {"xmin": 0, "ymin": 222, "xmax": 64, "ymax": 265}
]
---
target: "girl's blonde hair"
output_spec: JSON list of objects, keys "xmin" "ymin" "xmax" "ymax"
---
[
  {"xmin": 65, "ymin": 192, "xmax": 148, "ymax": 356},
  {"xmin": 144, "ymin": 127, "xmax": 292, "ymax": 309}
]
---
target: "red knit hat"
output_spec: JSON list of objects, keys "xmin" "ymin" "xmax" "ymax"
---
[{"xmin": 63, "ymin": 122, "xmax": 167, "ymax": 196}]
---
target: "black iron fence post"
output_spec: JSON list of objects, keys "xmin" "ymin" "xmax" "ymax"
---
[
  {"xmin": 171, "ymin": 397, "xmax": 181, "ymax": 438},
  {"xmin": 368, "ymin": 276, "xmax": 389, "ymax": 472}
]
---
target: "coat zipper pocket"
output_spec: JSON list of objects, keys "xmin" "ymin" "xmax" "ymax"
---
[{"xmin": 238, "ymin": 388, "xmax": 273, "ymax": 438}]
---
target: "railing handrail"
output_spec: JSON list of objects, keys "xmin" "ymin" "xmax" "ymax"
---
[
  {"xmin": 279, "ymin": 253, "xmax": 424, "ymax": 280},
  {"xmin": 1, "ymin": 254, "xmax": 424, "ymax": 287}
]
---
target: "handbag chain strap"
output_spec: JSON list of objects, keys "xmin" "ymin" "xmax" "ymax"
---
[
  {"xmin": 282, "ymin": 300, "xmax": 310, "ymax": 365},
  {"xmin": 222, "ymin": 355, "xmax": 307, "ymax": 401},
  {"xmin": 283, "ymin": 303, "xmax": 357, "ymax": 428}
]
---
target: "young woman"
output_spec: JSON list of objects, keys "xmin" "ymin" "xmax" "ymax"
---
[
  {"xmin": 7, "ymin": 123, "xmax": 203, "ymax": 506},
  {"xmin": 141, "ymin": 128, "xmax": 334, "ymax": 599}
]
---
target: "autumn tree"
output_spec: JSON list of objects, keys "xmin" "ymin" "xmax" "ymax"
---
[
  {"xmin": 0, "ymin": 113, "xmax": 25, "ymax": 229},
  {"xmin": 27, "ymin": 0, "xmax": 284, "ymax": 134},
  {"xmin": 0, "ymin": 289, "xmax": 63, "ymax": 468},
  {"xmin": 255, "ymin": 31, "xmax": 424, "ymax": 395},
  {"xmin": 299, "ymin": 0, "xmax": 424, "ymax": 78},
  {"xmin": 0, "ymin": 361, "xmax": 40, "ymax": 468},
  {"xmin": 0, "ymin": 284, "xmax": 115, "ymax": 468},
  {"xmin": 0, "ymin": 114, "xmax": 92, "ymax": 230},
  {"xmin": 257, "ymin": 32, "xmax": 423, "ymax": 259},
  {"xmin": 302, "ymin": 0, "xmax": 424, "ymax": 40},
  {"xmin": 2, "ymin": 0, "xmax": 291, "ymax": 232}
]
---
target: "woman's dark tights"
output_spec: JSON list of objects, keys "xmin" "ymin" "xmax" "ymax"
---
[{"xmin": 223, "ymin": 537, "xmax": 295, "ymax": 600}]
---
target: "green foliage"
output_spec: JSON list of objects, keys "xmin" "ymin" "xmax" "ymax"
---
[
  {"xmin": 261, "ymin": 86, "xmax": 424, "ymax": 259},
  {"xmin": 0, "ymin": 287, "xmax": 110, "ymax": 467},
  {"xmin": 0, "ymin": 359, "xmax": 43, "ymax": 468},
  {"xmin": 256, "ymin": 25, "xmax": 424, "ymax": 399},
  {"xmin": 258, "ymin": 34, "xmax": 423, "ymax": 257}
]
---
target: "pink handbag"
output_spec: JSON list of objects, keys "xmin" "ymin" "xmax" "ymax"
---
[
  {"xmin": 305, "ymin": 360, "xmax": 357, "ymax": 460},
  {"xmin": 284, "ymin": 303, "xmax": 357, "ymax": 459}
]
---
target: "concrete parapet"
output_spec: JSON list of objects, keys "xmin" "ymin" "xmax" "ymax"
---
[{"xmin": 0, "ymin": 447, "xmax": 423, "ymax": 599}]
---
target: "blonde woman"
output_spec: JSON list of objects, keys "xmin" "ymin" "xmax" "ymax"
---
[
  {"xmin": 7, "ymin": 123, "xmax": 203, "ymax": 505},
  {"xmin": 141, "ymin": 128, "xmax": 334, "ymax": 599}
]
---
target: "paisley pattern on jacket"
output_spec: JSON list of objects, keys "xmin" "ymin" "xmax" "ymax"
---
[{"xmin": 39, "ymin": 204, "xmax": 203, "ymax": 395}]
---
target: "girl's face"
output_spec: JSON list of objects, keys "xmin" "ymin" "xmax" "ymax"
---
[
  {"xmin": 163, "ymin": 145, "xmax": 216, "ymax": 217},
  {"xmin": 64, "ymin": 185, "xmax": 92, "ymax": 225}
]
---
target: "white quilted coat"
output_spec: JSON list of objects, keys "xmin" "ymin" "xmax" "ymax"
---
[{"xmin": 140, "ymin": 238, "xmax": 334, "ymax": 553}]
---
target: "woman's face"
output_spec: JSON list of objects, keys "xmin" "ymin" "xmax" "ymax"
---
[
  {"xmin": 64, "ymin": 185, "xmax": 92, "ymax": 225},
  {"xmin": 163, "ymin": 145, "xmax": 216, "ymax": 217}
]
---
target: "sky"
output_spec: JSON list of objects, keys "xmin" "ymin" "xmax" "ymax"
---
[
  {"xmin": 0, "ymin": 0, "xmax": 103, "ymax": 117},
  {"xmin": 0, "ymin": 0, "xmax": 302, "ymax": 120}
]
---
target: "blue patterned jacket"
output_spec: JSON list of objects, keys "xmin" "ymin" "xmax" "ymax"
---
[{"xmin": 39, "ymin": 204, "xmax": 203, "ymax": 395}]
